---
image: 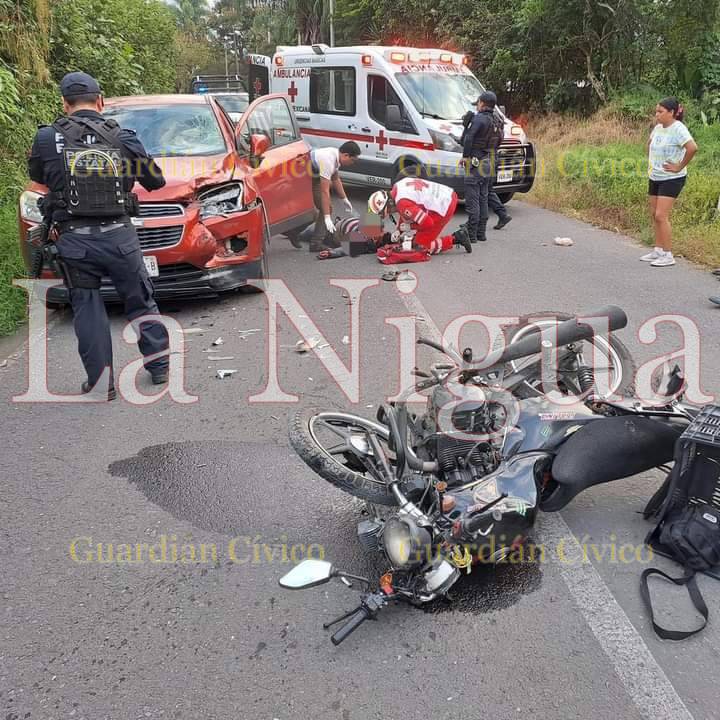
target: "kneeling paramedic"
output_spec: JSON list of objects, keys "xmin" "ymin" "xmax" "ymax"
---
[
  {"xmin": 308, "ymin": 142, "xmax": 361, "ymax": 253},
  {"xmin": 462, "ymin": 91, "xmax": 505, "ymax": 243},
  {"xmin": 367, "ymin": 177, "xmax": 471, "ymax": 259},
  {"xmin": 28, "ymin": 72, "xmax": 169, "ymax": 400}
]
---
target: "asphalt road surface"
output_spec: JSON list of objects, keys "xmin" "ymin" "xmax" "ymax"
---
[{"xmin": 3, "ymin": 192, "xmax": 720, "ymax": 720}]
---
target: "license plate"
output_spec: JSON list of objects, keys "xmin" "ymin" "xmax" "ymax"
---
[
  {"xmin": 497, "ymin": 170, "xmax": 513, "ymax": 183},
  {"xmin": 144, "ymin": 255, "xmax": 159, "ymax": 277}
]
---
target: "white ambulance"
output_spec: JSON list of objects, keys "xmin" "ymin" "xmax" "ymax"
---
[{"xmin": 247, "ymin": 44, "xmax": 535, "ymax": 201}]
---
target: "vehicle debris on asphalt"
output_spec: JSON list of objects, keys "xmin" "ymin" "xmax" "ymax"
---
[
  {"xmin": 212, "ymin": 336, "xmax": 224, "ymax": 346},
  {"xmin": 295, "ymin": 337, "xmax": 321, "ymax": 353},
  {"xmin": 216, "ymin": 369, "xmax": 237, "ymax": 379},
  {"xmin": 554, "ymin": 236, "xmax": 574, "ymax": 246}
]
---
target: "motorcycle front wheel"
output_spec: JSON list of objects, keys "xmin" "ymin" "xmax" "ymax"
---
[
  {"xmin": 289, "ymin": 408, "xmax": 400, "ymax": 506},
  {"xmin": 505, "ymin": 310, "xmax": 636, "ymax": 400}
]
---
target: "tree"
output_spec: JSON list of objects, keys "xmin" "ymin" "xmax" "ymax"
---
[
  {"xmin": 0, "ymin": 0, "xmax": 51, "ymax": 82},
  {"xmin": 172, "ymin": 0, "xmax": 210, "ymax": 38}
]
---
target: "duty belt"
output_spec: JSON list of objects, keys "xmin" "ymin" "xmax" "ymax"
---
[{"xmin": 57, "ymin": 217, "xmax": 131, "ymax": 235}]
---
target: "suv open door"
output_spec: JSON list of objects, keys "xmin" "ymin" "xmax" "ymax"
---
[{"xmin": 234, "ymin": 93, "xmax": 314, "ymax": 236}]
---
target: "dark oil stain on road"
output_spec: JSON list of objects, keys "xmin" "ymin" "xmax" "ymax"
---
[
  {"xmin": 109, "ymin": 440, "xmax": 541, "ymax": 614},
  {"xmin": 423, "ymin": 556, "xmax": 542, "ymax": 614}
]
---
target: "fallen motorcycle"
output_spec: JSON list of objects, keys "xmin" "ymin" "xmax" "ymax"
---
[{"xmin": 281, "ymin": 306, "xmax": 696, "ymax": 644}]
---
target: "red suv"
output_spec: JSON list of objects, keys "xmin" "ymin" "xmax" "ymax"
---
[{"xmin": 18, "ymin": 93, "xmax": 315, "ymax": 303}]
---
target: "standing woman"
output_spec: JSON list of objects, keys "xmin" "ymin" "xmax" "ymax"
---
[{"xmin": 642, "ymin": 97, "xmax": 697, "ymax": 267}]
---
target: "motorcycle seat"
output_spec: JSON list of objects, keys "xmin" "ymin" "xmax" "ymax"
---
[{"xmin": 542, "ymin": 416, "xmax": 683, "ymax": 512}]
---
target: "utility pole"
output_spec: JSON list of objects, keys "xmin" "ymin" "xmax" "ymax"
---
[
  {"xmin": 233, "ymin": 30, "xmax": 242, "ymax": 76},
  {"xmin": 224, "ymin": 35, "xmax": 231, "ymax": 78},
  {"xmin": 329, "ymin": 0, "xmax": 335, "ymax": 47}
]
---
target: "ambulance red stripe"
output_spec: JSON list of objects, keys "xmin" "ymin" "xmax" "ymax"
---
[{"xmin": 300, "ymin": 127, "xmax": 435, "ymax": 151}]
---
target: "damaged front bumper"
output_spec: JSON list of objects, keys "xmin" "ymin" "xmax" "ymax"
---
[{"xmin": 46, "ymin": 203, "xmax": 266, "ymax": 304}]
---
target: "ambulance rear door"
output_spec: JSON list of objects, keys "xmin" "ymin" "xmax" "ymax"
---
[{"xmin": 247, "ymin": 54, "xmax": 271, "ymax": 102}]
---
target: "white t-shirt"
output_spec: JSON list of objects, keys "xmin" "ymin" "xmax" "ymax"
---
[
  {"xmin": 311, "ymin": 147, "xmax": 340, "ymax": 180},
  {"xmin": 648, "ymin": 121, "xmax": 694, "ymax": 181}
]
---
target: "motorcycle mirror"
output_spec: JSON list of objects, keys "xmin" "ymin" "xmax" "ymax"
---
[{"xmin": 279, "ymin": 559, "xmax": 335, "ymax": 590}]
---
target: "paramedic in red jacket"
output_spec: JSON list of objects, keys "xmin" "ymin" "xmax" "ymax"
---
[{"xmin": 367, "ymin": 178, "xmax": 471, "ymax": 254}]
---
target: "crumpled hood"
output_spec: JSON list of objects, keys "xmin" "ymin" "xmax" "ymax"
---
[{"xmin": 134, "ymin": 152, "xmax": 236, "ymax": 202}]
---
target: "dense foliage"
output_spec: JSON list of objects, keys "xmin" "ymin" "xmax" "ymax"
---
[{"xmin": 2, "ymin": 0, "xmax": 720, "ymax": 335}]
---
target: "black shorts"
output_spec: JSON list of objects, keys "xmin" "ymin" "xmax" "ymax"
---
[{"xmin": 648, "ymin": 176, "xmax": 686, "ymax": 198}]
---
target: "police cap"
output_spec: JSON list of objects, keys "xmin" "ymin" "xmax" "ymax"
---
[
  {"xmin": 60, "ymin": 72, "xmax": 101, "ymax": 99},
  {"xmin": 476, "ymin": 91, "xmax": 497, "ymax": 107}
]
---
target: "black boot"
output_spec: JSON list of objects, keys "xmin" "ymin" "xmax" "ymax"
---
[
  {"xmin": 460, "ymin": 222, "xmax": 477, "ymax": 244},
  {"xmin": 494, "ymin": 215, "xmax": 512, "ymax": 230},
  {"xmin": 477, "ymin": 219, "xmax": 488, "ymax": 242},
  {"xmin": 452, "ymin": 226, "xmax": 472, "ymax": 253}
]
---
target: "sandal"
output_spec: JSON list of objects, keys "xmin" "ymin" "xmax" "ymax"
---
[
  {"xmin": 317, "ymin": 248, "xmax": 347, "ymax": 260},
  {"xmin": 381, "ymin": 270, "xmax": 401, "ymax": 281}
]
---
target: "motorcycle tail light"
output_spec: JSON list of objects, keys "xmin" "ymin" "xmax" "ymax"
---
[{"xmin": 380, "ymin": 572, "xmax": 393, "ymax": 595}]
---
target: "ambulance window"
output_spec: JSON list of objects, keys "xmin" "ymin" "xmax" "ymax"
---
[
  {"xmin": 367, "ymin": 75, "xmax": 414, "ymax": 132},
  {"xmin": 310, "ymin": 67, "xmax": 355, "ymax": 116}
]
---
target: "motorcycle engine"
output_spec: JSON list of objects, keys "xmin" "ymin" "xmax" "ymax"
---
[
  {"xmin": 430, "ymin": 383, "xmax": 504, "ymax": 487},
  {"xmin": 436, "ymin": 436, "xmax": 499, "ymax": 486}
]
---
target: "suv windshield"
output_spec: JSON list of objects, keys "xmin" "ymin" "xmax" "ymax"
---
[
  {"xmin": 395, "ymin": 72, "xmax": 484, "ymax": 121},
  {"xmin": 103, "ymin": 104, "xmax": 227, "ymax": 157}
]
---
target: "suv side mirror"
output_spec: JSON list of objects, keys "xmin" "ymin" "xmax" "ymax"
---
[
  {"xmin": 251, "ymin": 133, "xmax": 271, "ymax": 158},
  {"xmin": 386, "ymin": 104, "xmax": 403, "ymax": 131}
]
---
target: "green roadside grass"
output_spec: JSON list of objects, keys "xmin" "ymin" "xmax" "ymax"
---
[
  {"xmin": 0, "ymin": 201, "xmax": 28, "ymax": 337},
  {"xmin": 526, "ymin": 117, "xmax": 720, "ymax": 267}
]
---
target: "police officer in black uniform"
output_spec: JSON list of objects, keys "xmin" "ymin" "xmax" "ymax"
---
[
  {"xmin": 28, "ymin": 72, "xmax": 169, "ymax": 400},
  {"xmin": 461, "ymin": 91, "xmax": 510, "ymax": 243}
]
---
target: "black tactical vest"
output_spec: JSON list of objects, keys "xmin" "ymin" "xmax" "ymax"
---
[{"xmin": 52, "ymin": 116, "xmax": 129, "ymax": 218}]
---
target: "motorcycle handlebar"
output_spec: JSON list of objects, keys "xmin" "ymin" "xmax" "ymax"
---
[
  {"xmin": 498, "ymin": 305, "xmax": 628, "ymax": 364},
  {"xmin": 418, "ymin": 306, "xmax": 627, "ymax": 368},
  {"xmin": 330, "ymin": 606, "xmax": 370, "ymax": 645}
]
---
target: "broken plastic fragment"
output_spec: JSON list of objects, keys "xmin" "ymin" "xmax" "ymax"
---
[
  {"xmin": 212, "ymin": 337, "xmax": 224, "ymax": 346},
  {"xmin": 216, "ymin": 369, "xmax": 237, "ymax": 379},
  {"xmin": 295, "ymin": 337, "xmax": 321, "ymax": 353},
  {"xmin": 554, "ymin": 236, "xmax": 574, "ymax": 247}
]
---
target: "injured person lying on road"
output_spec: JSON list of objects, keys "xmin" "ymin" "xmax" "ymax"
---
[{"xmin": 287, "ymin": 179, "xmax": 472, "ymax": 263}]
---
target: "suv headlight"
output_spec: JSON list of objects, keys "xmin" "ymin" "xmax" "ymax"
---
[
  {"xmin": 198, "ymin": 182, "xmax": 244, "ymax": 219},
  {"xmin": 429, "ymin": 129, "xmax": 463, "ymax": 153},
  {"xmin": 20, "ymin": 190, "xmax": 44, "ymax": 223}
]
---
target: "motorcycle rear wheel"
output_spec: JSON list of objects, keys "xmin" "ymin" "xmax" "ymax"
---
[
  {"xmin": 505, "ymin": 310, "xmax": 636, "ymax": 400},
  {"xmin": 289, "ymin": 408, "xmax": 400, "ymax": 506}
]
